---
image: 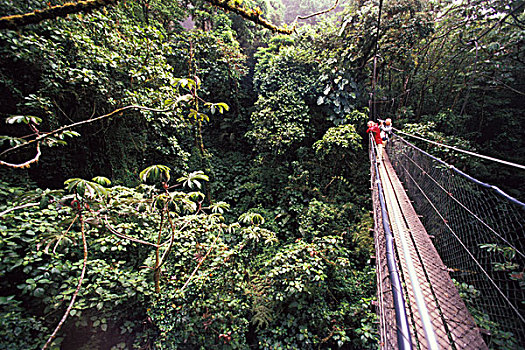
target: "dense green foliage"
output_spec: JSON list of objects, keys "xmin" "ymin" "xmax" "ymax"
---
[
  {"xmin": 0, "ymin": 0, "xmax": 523, "ymax": 348},
  {"xmin": 0, "ymin": 162, "xmax": 375, "ymax": 349}
]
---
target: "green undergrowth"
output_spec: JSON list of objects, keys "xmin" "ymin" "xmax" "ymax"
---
[{"xmin": 0, "ymin": 161, "xmax": 377, "ymax": 348}]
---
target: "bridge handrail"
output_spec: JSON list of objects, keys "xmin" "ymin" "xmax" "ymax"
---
[
  {"xmin": 392, "ymin": 130, "xmax": 525, "ymax": 209},
  {"xmin": 392, "ymin": 133, "xmax": 524, "ymax": 259},
  {"xmin": 391, "ymin": 153, "xmax": 525, "ymax": 327},
  {"xmin": 388, "ymin": 132, "xmax": 525, "ymax": 339},
  {"xmin": 393, "ymin": 128, "xmax": 525, "ymax": 171},
  {"xmin": 370, "ymin": 135, "xmax": 413, "ymax": 350}
]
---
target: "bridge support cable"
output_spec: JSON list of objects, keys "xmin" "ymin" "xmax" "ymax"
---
[
  {"xmin": 393, "ymin": 129, "xmax": 525, "ymax": 187},
  {"xmin": 379, "ymin": 154, "xmax": 488, "ymax": 349},
  {"xmin": 378, "ymin": 161, "xmax": 441, "ymax": 350},
  {"xmin": 382, "ymin": 169, "xmax": 458, "ymax": 350},
  {"xmin": 370, "ymin": 136, "xmax": 413, "ymax": 350},
  {"xmin": 387, "ymin": 133, "xmax": 525, "ymax": 345},
  {"xmin": 372, "ymin": 134, "xmax": 488, "ymax": 349},
  {"xmin": 393, "ymin": 154, "xmax": 525, "ymax": 324},
  {"xmin": 393, "ymin": 136, "xmax": 524, "ymax": 259}
]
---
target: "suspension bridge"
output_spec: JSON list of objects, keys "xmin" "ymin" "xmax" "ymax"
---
[{"xmin": 370, "ymin": 131, "xmax": 525, "ymax": 349}]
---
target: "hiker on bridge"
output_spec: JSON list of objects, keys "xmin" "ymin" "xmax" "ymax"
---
[
  {"xmin": 367, "ymin": 120, "xmax": 383, "ymax": 162},
  {"xmin": 380, "ymin": 118, "xmax": 393, "ymax": 144}
]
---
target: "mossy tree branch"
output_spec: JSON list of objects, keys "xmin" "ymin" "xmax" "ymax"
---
[
  {"xmin": 0, "ymin": 0, "xmax": 339, "ymax": 33},
  {"xmin": 0, "ymin": 0, "xmax": 118, "ymax": 30},
  {"xmin": 0, "ymin": 0, "xmax": 294, "ymax": 33},
  {"xmin": 204, "ymin": 0, "xmax": 294, "ymax": 34}
]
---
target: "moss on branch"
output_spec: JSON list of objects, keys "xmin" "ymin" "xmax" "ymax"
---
[
  {"xmin": 205, "ymin": 0, "xmax": 294, "ymax": 34},
  {"xmin": 0, "ymin": 0, "xmax": 295, "ymax": 34},
  {"xmin": 0, "ymin": 0, "xmax": 118, "ymax": 30}
]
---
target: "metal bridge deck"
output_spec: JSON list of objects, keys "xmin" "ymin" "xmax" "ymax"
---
[{"xmin": 373, "ymin": 155, "xmax": 487, "ymax": 349}]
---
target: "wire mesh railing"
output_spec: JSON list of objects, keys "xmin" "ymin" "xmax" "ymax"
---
[
  {"xmin": 387, "ymin": 133, "xmax": 525, "ymax": 347},
  {"xmin": 370, "ymin": 135, "xmax": 413, "ymax": 350}
]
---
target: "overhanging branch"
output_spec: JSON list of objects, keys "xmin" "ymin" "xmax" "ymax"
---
[
  {"xmin": 0, "ymin": 105, "xmax": 170, "ymax": 160},
  {"xmin": 0, "ymin": 142, "xmax": 41, "ymax": 168},
  {"xmin": 0, "ymin": 0, "xmax": 292, "ymax": 33},
  {"xmin": 296, "ymin": 0, "xmax": 339, "ymax": 21},
  {"xmin": 205, "ymin": 0, "xmax": 294, "ymax": 34},
  {"xmin": 0, "ymin": 0, "xmax": 118, "ymax": 30},
  {"xmin": 0, "ymin": 0, "xmax": 339, "ymax": 34}
]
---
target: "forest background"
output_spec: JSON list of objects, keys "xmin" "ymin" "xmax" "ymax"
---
[{"xmin": 0, "ymin": 0, "xmax": 523, "ymax": 349}]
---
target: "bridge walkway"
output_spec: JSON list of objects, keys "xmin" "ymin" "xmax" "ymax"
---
[{"xmin": 373, "ymin": 153, "xmax": 487, "ymax": 349}]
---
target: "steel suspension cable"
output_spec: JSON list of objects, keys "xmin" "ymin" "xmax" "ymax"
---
[
  {"xmin": 393, "ymin": 130, "xmax": 525, "ymax": 210},
  {"xmin": 370, "ymin": 135, "xmax": 413, "ymax": 349},
  {"xmin": 394, "ymin": 135, "xmax": 525, "ymax": 258},
  {"xmin": 394, "ymin": 129, "xmax": 525, "ymax": 171},
  {"xmin": 392, "ymin": 156, "xmax": 525, "ymax": 325},
  {"xmin": 380, "ymin": 159, "xmax": 440, "ymax": 350}
]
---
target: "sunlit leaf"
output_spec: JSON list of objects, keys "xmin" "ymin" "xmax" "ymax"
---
[
  {"xmin": 0, "ymin": 136, "xmax": 26, "ymax": 147},
  {"xmin": 6, "ymin": 115, "xmax": 42, "ymax": 125},
  {"xmin": 209, "ymin": 201, "xmax": 230, "ymax": 214},
  {"xmin": 239, "ymin": 212, "xmax": 265, "ymax": 226},
  {"xmin": 187, "ymin": 191, "xmax": 206, "ymax": 202},
  {"xmin": 176, "ymin": 171, "xmax": 209, "ymax": 189},
  {"xmin": 57, "ymin": 130, "xmax": 81, "ymax": 139},
  {"xmin": 92, "ymin": 176, "xmax": 111, "ymax": 186},
  {"xmin": 64, "ymin": 178, "xmax": 108, "ymax": 199},
  {"xmin": 139, "ymin": 165, "xmax": 171, "ymax": 183}
]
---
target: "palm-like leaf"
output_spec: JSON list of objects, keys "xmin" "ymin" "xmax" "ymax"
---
[
  {"xmin": 92, "ymin": 176, "xmax": 111, "ymax": 186},
  {"xmin": 176, "ymin": 171, "xmax": 209, "ymax": 189},
  {"xmin": 209, "ymin": 201, "xmax": 230, "ymax": 214},
  {"xmin": 139, "ymin": 165, "xmax": 171, "ymax": 183},
  {"xmin": 239, "ymin": 212, "xmax": 265, "ymax": 226},
  {"xmin": 64, "ymin": 178, "xmax": 108, "ymax": 199}
]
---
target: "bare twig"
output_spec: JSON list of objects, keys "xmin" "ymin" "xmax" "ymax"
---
[
  {"xmin": 296, "ymin": 0, "xmax": 339, "ymax": 21},
  {"xmin": 60, "ymin": 214, "xmax": 79, "ymax": 237},
  {"xmin": 103, "ymin": 215, "xmax": 161, "ymax": 248},
  {"xmin": 324, "ymin": 176, "xmax": 338, "ymax": 191},
  {"xmin": 478, "ymin": 72, "xmax": 525, "ymax": 96},
  {"xmin": 53, "ymin": 100, "xmax": 75, "ymax": 124},
  {"xmin": 154, "ymin": 209, "xmax": 166, "ymax": 293},
  {"xmin": 42, "ymin": 212, "xmax": 88, "ymax": 350},
  {"xmin": 0, "ymin": 142, "xmax": 41, "ymax": 168},
  {"xmin": 180, "ymin": 233, "xmax": 220, "ymax": 293},
  {"xmin": 52, "ymin": 214, "xmax": 79, "ymax": 253},
  {"xmin": 0, "ymin": 105, "xmax": 170, "ymax": 159},
  {"xmin": 0, "ymin": 202, "xmax": 39, "ymax": 217},
  {"xmin": 460, "ymin": 40, "xmax": 479, "ymax": 115},
  {"xmin": 158, "ymin": 217, "xmax": 191, "ymax": 269}
]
